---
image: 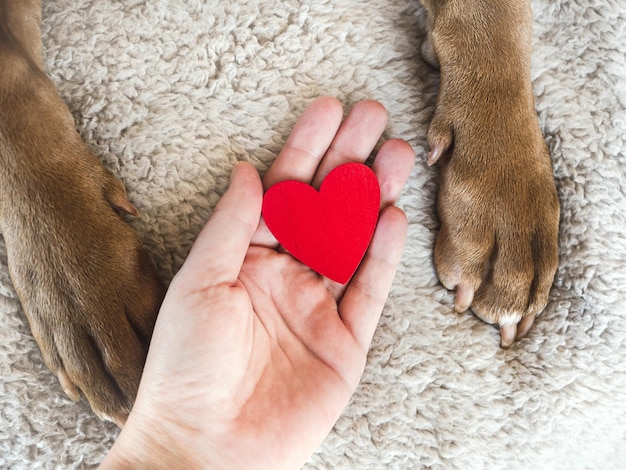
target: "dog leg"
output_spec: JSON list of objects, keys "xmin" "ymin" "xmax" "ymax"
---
[
  {"xmin": 0, "ymin": 0, "xmax": 165, "ymax": 424},
  {"xmin": 421, "ymin": 0, "xmax": 560, "ymax": 346}
]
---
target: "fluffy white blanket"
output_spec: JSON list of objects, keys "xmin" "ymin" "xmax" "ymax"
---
[{"xmin": 1, "ymin": 0, "xmax": 625, "ymax": 468}]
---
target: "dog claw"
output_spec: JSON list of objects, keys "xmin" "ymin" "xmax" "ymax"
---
[
  {"xmin": 500, "ymin": 324, "xmax": 517, "ymax": 348},
  {"xmin": 57, "ymin": 369, "xmax": 81, "ymax": 402},
  {"xmin": 454, "ymin": 284, "xmax": 474, "ymax": 313},
  {"xmin": 103, "ymin": 173, "xmax": 141, "ymax": 217},
  {"xmin": 111, "ymin": 413, "xmax": 128, "ymax": 428},
  {"xmin": 111, "ymin": 197, "xmax": 140, "ymax": 217},
  {"xmin": 516, "ymin": 315, "xmax": 536, "ymax": 340},
  {"xmin": 96, "ymin": 411, "xmax": 128, "ymax": 428},
  {"xmin": 421, "ymin": 34, "xmax": 439, "ymax": 69},
  {"xmin": 107, "ymin": 190, "xmax": 139, "ymax": 217},
  {"xmin": 427, "ymin": 140, "xmax": 447, "ymax": 166},
  {"xmin": 426, "ymin": 120, "xmax": 452, "ymax": 166}
]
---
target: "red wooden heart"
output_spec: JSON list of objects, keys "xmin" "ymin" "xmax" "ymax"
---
[{"xmin": 262, "ymin": 162, "xmax": 380, "ymax": 284}]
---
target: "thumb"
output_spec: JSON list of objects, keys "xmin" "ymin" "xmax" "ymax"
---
[{"xmin": 176, "ymin": 162, "xmax": 263, "ymax": 288}]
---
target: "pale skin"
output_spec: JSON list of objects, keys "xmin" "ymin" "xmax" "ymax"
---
[
  {"xmin": 100, "ymin": 97, "xmax": 415, "ymax": 469},
  {"xmin": 99, "ymin": 93, "xmax": 534, "ymax": 468}
]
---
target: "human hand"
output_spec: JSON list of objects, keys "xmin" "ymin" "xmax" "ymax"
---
[{"xmin": 100, "ymin": 97, "xmax": 415, "ymax": 469}]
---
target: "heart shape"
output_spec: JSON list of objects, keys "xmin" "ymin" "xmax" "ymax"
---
[{"xmin": 262, "ymin": 162, "xmax": 381, "ymax": 284}]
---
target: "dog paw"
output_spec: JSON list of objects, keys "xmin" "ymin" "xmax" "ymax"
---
[
  {"xmin": 0, "ymin": 6, "xmax": 165, "ymax": 424},
  {"xmin": 3, "ymin": 159, "xmax": 165, "ymax": 425},
  {"xmin": 428, "ymin": 97, "xmax": 560, "ymax": 347}
]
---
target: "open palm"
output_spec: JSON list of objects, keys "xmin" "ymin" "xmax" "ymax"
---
[{"xmin": 102, "ymin": 97, "xmax": 414, "ymax": 469}]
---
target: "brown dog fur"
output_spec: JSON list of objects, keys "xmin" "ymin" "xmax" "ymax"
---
[
  {"xmin": 422, "ymin": 0, "xmax": 559, "ymax": 340},
  {"xmin": 0, "ymin": 0, "xmax": 165, "ymax": 425},
  {"xmin": 0, "ymin": 0, "xmax": 559, "ymax": 423}
]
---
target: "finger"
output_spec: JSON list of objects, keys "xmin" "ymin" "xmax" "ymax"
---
[
  {"xmin": 263, "ymin": 96, "xmax": 344, "ymax": 189},
  {"xmin": 371, "ymin": 139, "xmax": 415, "ymax": 207},
  {"xmin": 254, "ymin": 99, "xmax": 399, "ymax": 250},
  {"xmin": 252, "ymin": 136, "xmax": 413, "ymax": 250},
  {"xmin": 249, "ymin": 216, "xmax": 277, "ymax": 248},
  {"xmin": 253, "ymin": 97, "xmax": 343, "ymax": 248},
  {"xmin": 516, "ymin": 314, "xmax": 536, "ymax": 340},
  {"xmin": 312, "ymin": 100, "xmax": 389, "ymax": 187},
  {"xmin": 321, "ymin": 139, "xmax": 414, "ymax": 298},
  {"xmin": 338, "ymin": 206, "xmax": 408, "ymax": 352},
  {"xmin": 178, "ymin": 162, "xmax": 263, "ymax": 288}
]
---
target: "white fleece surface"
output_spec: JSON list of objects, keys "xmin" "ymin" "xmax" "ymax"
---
[{"xmin": 1, "ymin": 0, "xmax": 625, "ymax": 468}]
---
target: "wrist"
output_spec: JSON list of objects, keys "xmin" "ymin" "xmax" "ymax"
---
[{"xmin": 99, "ymin": 410, "xmax": 211, "ymax": 469}]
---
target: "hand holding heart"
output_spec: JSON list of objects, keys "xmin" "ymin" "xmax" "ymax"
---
[{"xmin": 101, "ymin": 97, "xmax": 415, "ymax": 470}]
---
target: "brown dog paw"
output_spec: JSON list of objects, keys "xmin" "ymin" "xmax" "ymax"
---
[
  {"xmin": 428, "ymin": 87, "xmax": 560, "ymax": 347},
  {"xmin": 0, "ymin": 58, "xmax": 165, "ymax": 424},
  {"xmin": 7, "ymin": 167, "xmax": 165, "ymax": 425},
  {"xmin": 422, "ymin": 0, "xmax": 560, "ymax": 346},
  {"xmin": 6, "ymin": 164, "xmax": 165, "ymax": 425}
]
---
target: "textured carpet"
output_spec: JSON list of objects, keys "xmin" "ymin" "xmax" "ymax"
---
[{"xmin": 1, "ymin": 0, "xmax": 625, "ymax": 468}]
